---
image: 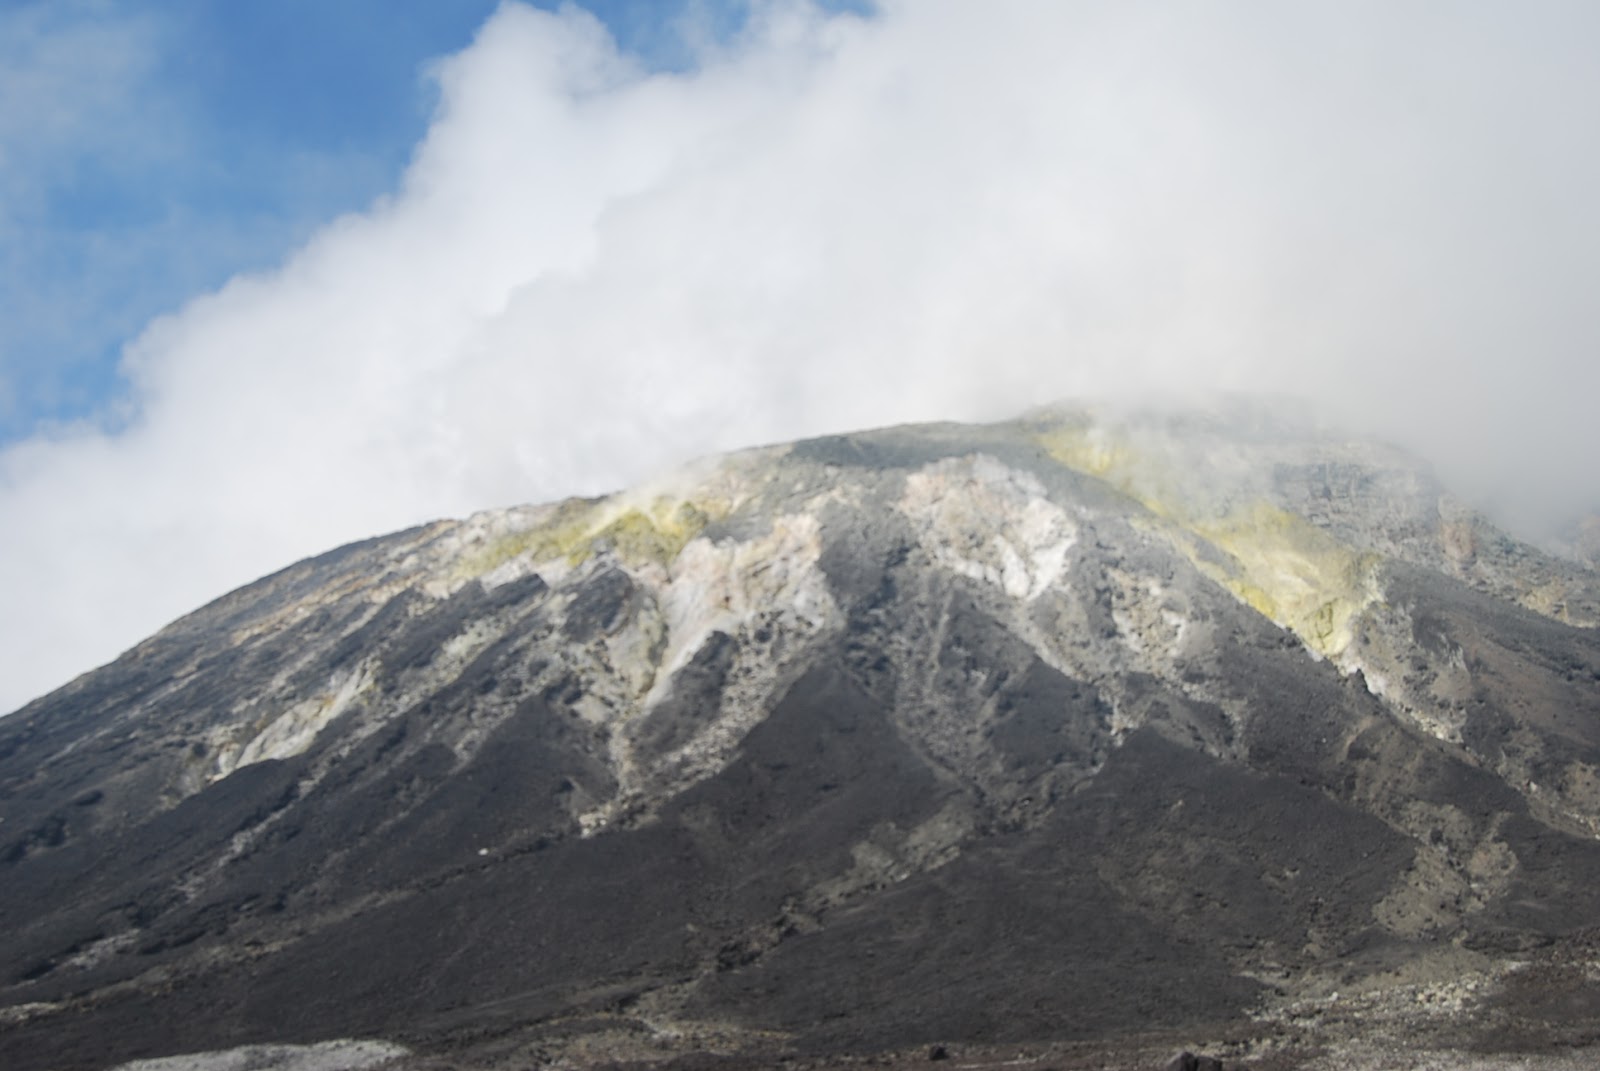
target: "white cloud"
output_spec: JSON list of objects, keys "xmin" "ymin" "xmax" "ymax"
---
[
  {"xmin": 5, "ymin": 0, "xmax": 1600, "ymax": 713},
  {"xmin": 0, "ymin": 1, "xmax": 408, "ymax": 437}
]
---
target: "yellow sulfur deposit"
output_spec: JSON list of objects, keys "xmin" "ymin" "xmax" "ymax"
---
[
  {"xmin": 1036, "ymin": 421, "xmax": 1378, "ymax": 658},
  {"xmin": 460, "ymin": 494, "xmax": 729, "ymax": 580},
  {"xmin": 590, "ymin": 499, "xmax": 718, "ymax": 566},
  {"xmin": 1034, "ymin": 422, "xmax": 1182, "ymax": 519},
  {"xmin": 1186, "ymin": 503, "xmax": 1379, "ymax": 658}
]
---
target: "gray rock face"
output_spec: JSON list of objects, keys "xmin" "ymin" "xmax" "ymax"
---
[{"xmin": 2, "ymin": 405, "xmax": 1599, "ymax": 1070}]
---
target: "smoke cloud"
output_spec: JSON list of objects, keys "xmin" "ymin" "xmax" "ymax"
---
[{"xmin": 4, "ymin": 0, "xmax": 1599, "ymax": 712}]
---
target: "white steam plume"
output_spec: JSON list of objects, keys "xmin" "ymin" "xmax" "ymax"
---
[{"xmin": 4, "ymin": 0, "xmax": 1599, "ymax": 712}]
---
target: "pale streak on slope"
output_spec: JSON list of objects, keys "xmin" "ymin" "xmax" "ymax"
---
[
  {"xmin": 212, "ymin": 662, "xmax": 375, "ymax": 780},
  {"xmin": 434, "ymin": 448, "xmax": 844, "ymax": 833},
  {"xmin": 900, "ymin": 455, "xmax": 1077, "ymax": 601},
  {"xmin": 1034, "ymin": 420, "xmax": 1382, "ymax": 663},
  {"xmin": 625, "ymin": 514, "xmax": 839, "ymax": 793},
  {"xmin": 107, "ymin": 1039, "xmax": 409, "ymax": 1071},
  {"xmin": 893, "ymin": 452, "xmax": 1217, "ymax": 762}
]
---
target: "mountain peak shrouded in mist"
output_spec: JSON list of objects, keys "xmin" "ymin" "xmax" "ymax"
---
[
  {"xmin": 6, "ymin": 0, "xmax": 1600, "ymax": 717},
  {"xmin": 3, "ymin": 407, "xmax": 1599, "ymax": 1071}
]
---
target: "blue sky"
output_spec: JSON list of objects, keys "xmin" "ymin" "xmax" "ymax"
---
[{"xmin": 0, "ymin": 0, "xmax": 863, "ymax": 441}]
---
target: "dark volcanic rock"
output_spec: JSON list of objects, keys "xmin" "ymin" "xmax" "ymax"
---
[{"xmin": 3, "ymin": 406, "xmax": 1600, "ymax": 1070}]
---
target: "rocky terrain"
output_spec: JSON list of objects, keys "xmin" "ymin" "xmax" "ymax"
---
[{"xmin": 2, "ymin": 403, "xmax": 1600, "ymax": 1070}]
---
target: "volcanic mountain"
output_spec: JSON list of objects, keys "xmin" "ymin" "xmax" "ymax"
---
[{"xmin": 4, "ymin": 404, "xmax": 1600, "ymax": 1071}]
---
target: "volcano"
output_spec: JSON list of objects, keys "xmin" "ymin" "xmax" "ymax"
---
[{"xmin": 4, "ymin": 404, "xmax": 1600, "ymax": 1071}]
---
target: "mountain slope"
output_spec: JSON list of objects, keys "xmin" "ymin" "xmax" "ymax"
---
[{"xmin": 3, "ymin": 405, "xmax": 1600, "ymax": 1070}]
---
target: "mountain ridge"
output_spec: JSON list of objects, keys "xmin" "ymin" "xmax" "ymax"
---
[{"xmin": 3, "ymin": 404, "xmax": 1600, "ymax": 1070}]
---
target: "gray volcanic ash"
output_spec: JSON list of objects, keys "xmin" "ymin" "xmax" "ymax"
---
[{"xmin": 3, "ymin": 405, "xmax": 1600, "ymax": 1070}]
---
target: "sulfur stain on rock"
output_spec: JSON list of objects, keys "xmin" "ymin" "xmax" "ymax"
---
[
  {"xmin": 459, "ymin": 494, "xmax": 732, "ymax": 580},
  {"xmin": 1186, "ymin": 502, "xmax": 1380, "ymax": 659},
  {"xmin": 1035, "ymin": 420, "xmax": 1378, "ymax": 658}
]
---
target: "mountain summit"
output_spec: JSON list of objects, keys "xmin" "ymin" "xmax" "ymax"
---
[{"xmin": 4, "ymin": 405, "xmax": 1600, "ymax": 1071}]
